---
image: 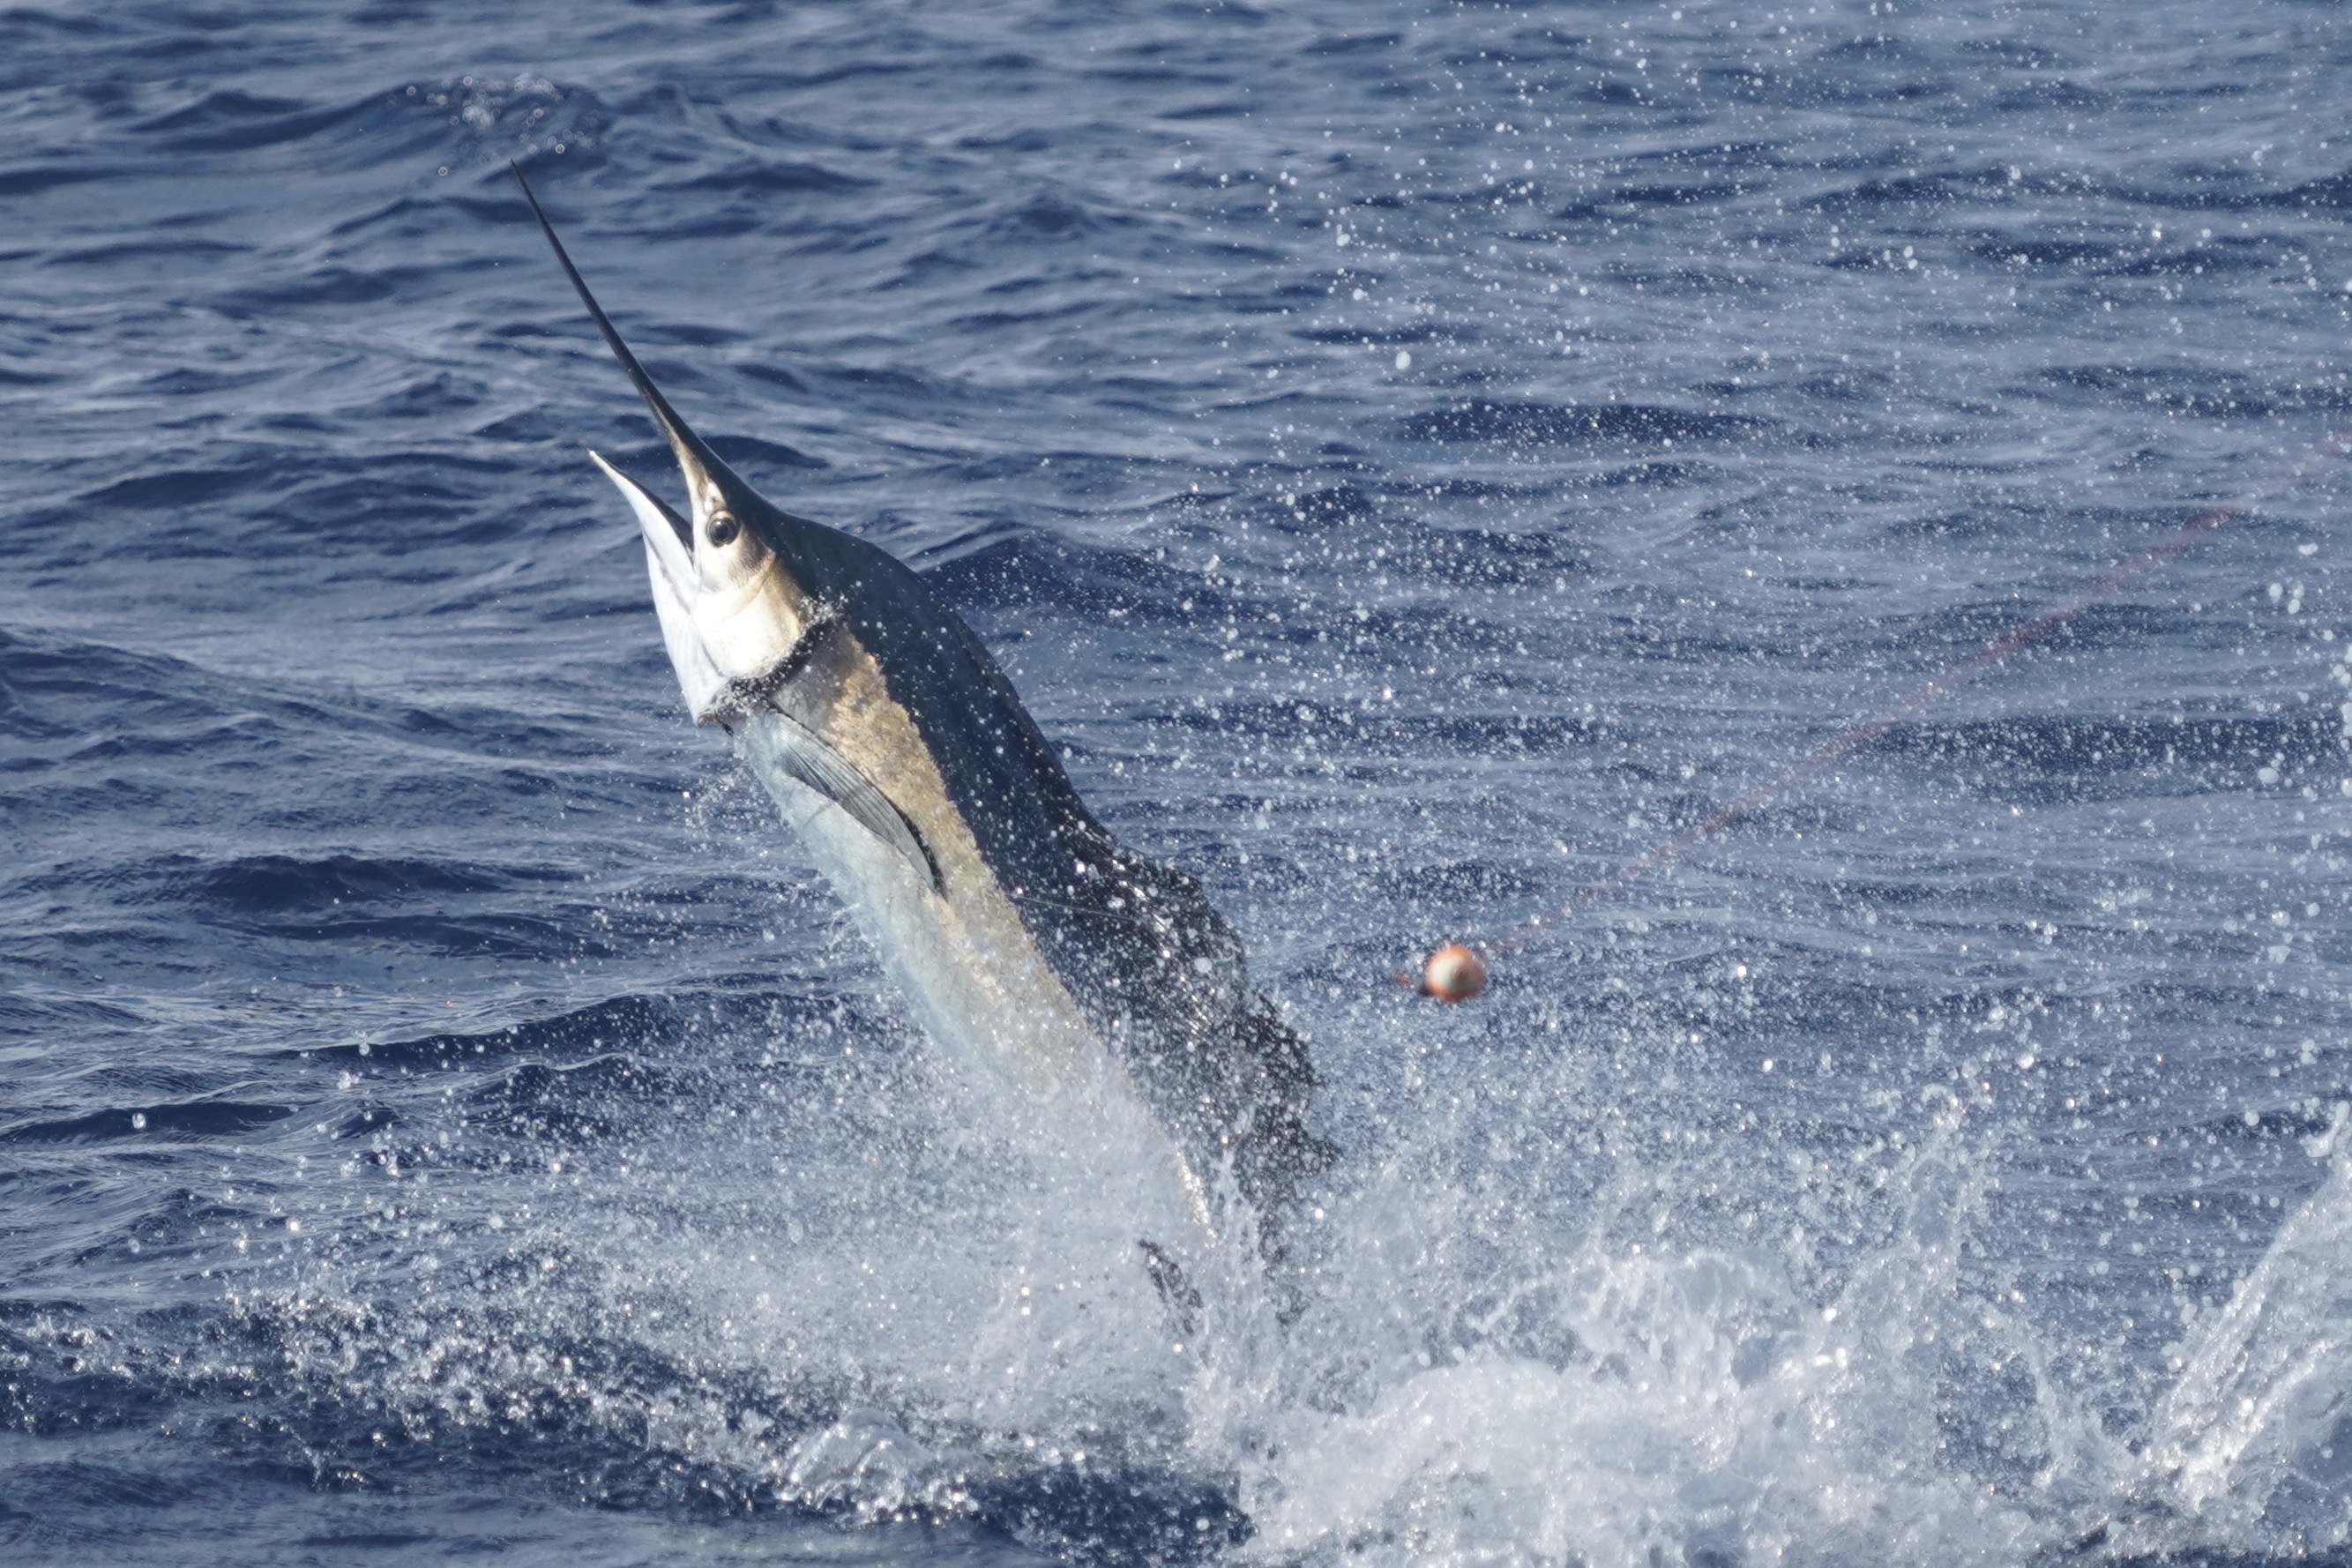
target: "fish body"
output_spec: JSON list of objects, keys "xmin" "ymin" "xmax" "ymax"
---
[{"xmin": 517, "ymin": 174, "xmax": 1327, "ymax": 1262}]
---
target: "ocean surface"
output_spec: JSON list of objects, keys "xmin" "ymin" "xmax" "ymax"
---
[{"xmin": 9, "ymin": 2, "xmax": 2352, "ymax": 1564}]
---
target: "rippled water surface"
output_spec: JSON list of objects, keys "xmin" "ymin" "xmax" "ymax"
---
[{"xmin": 11, "ymin": 3, "xmax": 2352, "ymax": 1564}]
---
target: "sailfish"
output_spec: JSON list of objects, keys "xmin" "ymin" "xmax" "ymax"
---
[{"xmin": 512, "ymin": 170, "xmax": 1327, "ymax": 1288}]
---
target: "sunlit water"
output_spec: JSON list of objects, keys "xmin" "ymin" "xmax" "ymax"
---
[{"xmin": 8, "ymin": 2, "xmax": 2352, "ymax": 1564}]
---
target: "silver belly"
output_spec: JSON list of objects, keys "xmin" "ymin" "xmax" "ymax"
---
[{"xmin": 734, "ymin": 713, "xmax": 1217, "ymax": 1255}]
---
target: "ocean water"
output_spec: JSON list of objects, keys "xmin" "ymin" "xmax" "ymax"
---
[{"xmin": 9, "ymin": 1, "xmax": 2352, "ymax": 1563}]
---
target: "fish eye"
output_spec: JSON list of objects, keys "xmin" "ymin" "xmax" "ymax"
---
[{"xmin": 705, "ymin": 511, "xmax": 740, "ymax": 548}]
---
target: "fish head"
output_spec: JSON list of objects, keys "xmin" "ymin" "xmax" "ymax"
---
[
  {"xmin": 588, "ymin": 443, "xmax": 810, "ymax": 691},
  {"xmin": 513, "ymin": 170, "xmax": 818, "ymax": 703}
]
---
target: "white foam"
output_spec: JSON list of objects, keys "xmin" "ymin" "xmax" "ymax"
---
[
  {"xmin": 250, "ymin": 982, "xmax": 2352, "ymax": 1566},
  {"xmin": 2145, "ymin": 1139, "xmax": 2352, "ymax": 1553}
]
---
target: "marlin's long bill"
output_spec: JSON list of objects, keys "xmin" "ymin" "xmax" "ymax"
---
[
  {"xmin": 513, "ymin": 167, "xmax": 1333, "ymax": 1273},
  {"xmin": 511, "ymin": 166, "xmax": 744, "ymax": 505}
]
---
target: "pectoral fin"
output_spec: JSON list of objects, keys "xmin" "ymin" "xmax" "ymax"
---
[{"xmin": 761, "ymin": 707, "xmax": 943, "ymax": 896}]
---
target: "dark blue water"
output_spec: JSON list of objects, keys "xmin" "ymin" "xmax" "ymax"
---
[{"xmin": 10, "ymin": 2, "xmax": 2352, "ymax": 1563}]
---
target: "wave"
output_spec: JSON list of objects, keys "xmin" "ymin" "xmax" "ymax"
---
[
  {"xmin": 1399, "ymin": 400, "xmax": 1766, "ymax": 448},
  {"xmin": 1, "ymin": 1101, "xmax": 295, "ymax": 1146}
]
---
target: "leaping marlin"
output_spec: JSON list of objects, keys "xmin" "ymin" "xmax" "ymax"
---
[{"xmin": 513, "ymin": 171, "xmax": 1328, "ymax": 1285}]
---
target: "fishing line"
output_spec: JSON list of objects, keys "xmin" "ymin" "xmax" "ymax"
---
[{"xmin": 1412, "ymin": 421, "xmax": 2352, "ymax": 1002}]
